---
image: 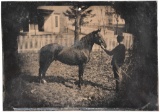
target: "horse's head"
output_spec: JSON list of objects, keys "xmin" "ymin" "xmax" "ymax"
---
[{"xmin": 93, "ymin": 29, "xmax": 107, "ymax": 49}]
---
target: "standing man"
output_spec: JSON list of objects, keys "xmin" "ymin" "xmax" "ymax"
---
[{"xmin": 101, "ymin": 35, "xmax": 125, "ymax": 92}]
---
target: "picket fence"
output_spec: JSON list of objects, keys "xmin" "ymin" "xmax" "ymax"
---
[{"xmin": 17, "ymin": 33, "xmax": 133, "ymax": 53}]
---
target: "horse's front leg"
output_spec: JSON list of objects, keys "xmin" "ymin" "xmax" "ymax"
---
[{"xmin": 78, "ymin": 64, "xmax": 85, "ymax": 89}]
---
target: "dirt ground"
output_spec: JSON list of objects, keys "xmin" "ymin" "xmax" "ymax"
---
[{"xmin": 7, "ymin": 51, "xmax": 129, "ymax": 110}]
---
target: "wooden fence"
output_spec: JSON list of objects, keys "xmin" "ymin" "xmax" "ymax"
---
[{"xmin": 17, "ymin": 33, "xmax": 133, "ymax": 53}]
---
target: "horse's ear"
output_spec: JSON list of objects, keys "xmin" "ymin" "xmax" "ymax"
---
[
  {"xmin": 98, "ymin": 28, "xmax": 101, "ymax": 32},
  {"xmin": 94, "ymin": 29, "xmax": 101, "ymax": 34}
]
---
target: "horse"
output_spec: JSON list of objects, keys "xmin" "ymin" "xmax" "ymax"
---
[{"xmin": 38, "ymin": 29, "xmax": 107, "ymax": 89}]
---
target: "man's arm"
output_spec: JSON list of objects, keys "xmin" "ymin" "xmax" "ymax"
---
[{"xmin": 101, "ymin": 46, "xmax": 113, "ymax": 56}]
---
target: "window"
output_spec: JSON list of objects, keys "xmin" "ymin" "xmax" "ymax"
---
[{"xmin": 55, "ymin": 16, "xmax": 58, "ymax": 27}]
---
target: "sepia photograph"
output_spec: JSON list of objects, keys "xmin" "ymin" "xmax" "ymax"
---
[{"xmin": 2, "ymin": 1, "xmax": 158, "ymax": 111}]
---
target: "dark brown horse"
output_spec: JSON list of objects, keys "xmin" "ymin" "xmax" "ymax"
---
[{"xmin": 39, "ymin": 29, "xmax": 107, "ymax": 89}]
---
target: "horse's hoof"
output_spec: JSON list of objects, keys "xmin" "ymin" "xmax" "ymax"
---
[
  {"xmin": 41, "ymin": 79, "xmax": 47, "ymax": 84},
  {"xmin": 78, "ymin": 85, "xmax": 81, "ymax": 90}
]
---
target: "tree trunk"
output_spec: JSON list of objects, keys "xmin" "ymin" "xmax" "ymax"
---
[
  {"xmin": 113, "ymin": 2, "xmax": 158, "ymax": 109},
  {"xmin": 74, "ymin": 6, "xmax": 80, "ymax": 43}
]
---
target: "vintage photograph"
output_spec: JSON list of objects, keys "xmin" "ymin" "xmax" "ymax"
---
[{"xmin": 2, "ymin": 1, "xmax": 158, "ymax": 111}]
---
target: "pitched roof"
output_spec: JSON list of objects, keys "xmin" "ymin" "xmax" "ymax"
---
[{"xmin": 37, "ymin": 6, "xmax": 69, "ymax": 14}]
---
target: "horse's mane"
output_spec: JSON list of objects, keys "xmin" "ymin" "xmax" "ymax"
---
[
  {"xmin": 80, "ymin": 31, "xmax": 94, "ymax": 42},
  {"xmin": 72, "ymin": 31, "xmax": 96, "ymax": 49}
]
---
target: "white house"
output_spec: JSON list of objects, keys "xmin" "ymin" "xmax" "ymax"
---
[
  {"xmin": 37, "ymin": 6, "xmax": 63, "ymax": 33},
  {"xmin": 43, "ymin": 12, "xmax": 60, "ymax": 33}
]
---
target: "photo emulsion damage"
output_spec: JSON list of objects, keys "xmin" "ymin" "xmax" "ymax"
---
[{"xmin": 2, "ymin": 1, "xmax": 158, "ymax": 111}]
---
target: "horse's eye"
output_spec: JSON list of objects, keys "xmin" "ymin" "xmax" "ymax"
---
[{"xmin": 96, "ymin": 34, "xmax": 100, "ymax": 37}]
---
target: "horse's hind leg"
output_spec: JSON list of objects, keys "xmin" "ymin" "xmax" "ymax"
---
[
  {"xmin": 38, "ymin": 44, "xmax": 62, "ymax": 83},
  {"xmin": 78, "ymin": 64, "xmax": 85, "ymax": 89},
  {"xmin": 39, "ymin": 67, "xmax": 42, "ymax": 82},
  {"xmin": 39, "ymin": 63, "xmax": 46, "ymax": 83},
  {"xmin": 39, "ymin": 60, "xmax": 53, "ymax": 83}
]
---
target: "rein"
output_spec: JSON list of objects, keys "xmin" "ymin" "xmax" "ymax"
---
[{"xmin": 97, "ymin": 45, "xmax": 103, "ymax": 72}]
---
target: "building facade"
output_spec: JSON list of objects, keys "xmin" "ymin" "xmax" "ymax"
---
[
  {"xmin": 73, "ymin": 6, "xmax": 125, "ymax": 28},
  {"xmin": 37, "ymin": 6, "xmax": 62, "ymax": 33},
  {"xmin": 21, "ymin": 6, "xmax": 125, "ymax": 34},
  {"xmin": 43, "ymin": 12, "xmax": 60, "ymax": 33},
  {"xmin": 105, "ymin": 6, "xmax": 125, "ymax": 25}
]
